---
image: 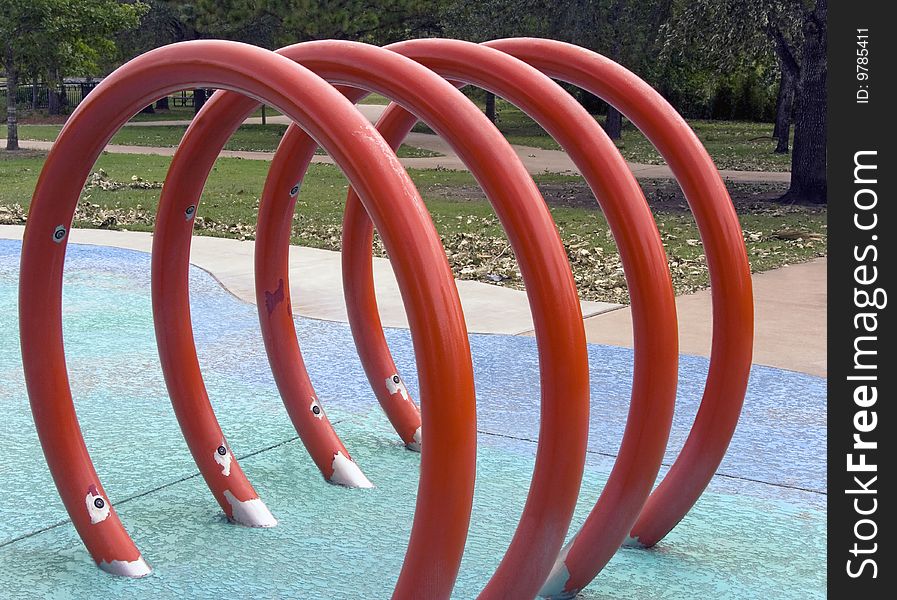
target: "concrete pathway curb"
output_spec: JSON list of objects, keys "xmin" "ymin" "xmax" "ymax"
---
[
  {"xmin": 2, "ymin": 225, "xmax": 826, "ymax": 376},
  {"xmin": 569, "ymin": 259, "xmax": 827, "ymax": 377},
  {"xmin": 0, "ymin": 225, "xmax": 619, "ymax": 335}
]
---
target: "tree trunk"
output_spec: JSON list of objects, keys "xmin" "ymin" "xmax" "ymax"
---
[
  {"xmin": 484, "ymin": 92, "xmax": 496, "ymax": 124},
  {"xmin": 605, "ymin": 105, "xmax": 623, "ymax": 140},
  {"xmin": 193, "ymin": 88, "xmax": 207, "ymax": 114},
  {"xmin": 155, "ymin": 96, "xmax": 170, "ymax": 110},
  {"xmin": 578, "ymin": 89, "xmax": 604, "ymax": 114},
  {"xmin": 47, "ymin": 69, "xmax": 62, "ymax": 116},
  {"xmin": 773, "ymin": 69, "xmax": 794, "ymax": 153},
  {"xmin": 604, "ymin": 8, "xmax": 624, "ymax": 141},
  {"xmin": 783, "ymin": 0, "xmax": 827, "ymax": 204},
  {"xmin": 772, "ymin": 73, "xmax": 786, "ymax": 139},
  {"xmin": 5, "ymin": 47, "xmax": 18, "ymax": 151},
  {"xmin": 31, "ymin": 75, "xmax": 38, "ymax": 110}
]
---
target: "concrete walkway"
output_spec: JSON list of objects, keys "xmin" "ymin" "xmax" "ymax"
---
[
  {"xmin": 3, "ymin": 137, "xmax": 792, "ymax": 182},
  {"xmin": 1, "ymin": 225, "xmax": 825, "ymax": 375},
  {"xmin": 0, "ymin": 225, "xmax": 619, "ymax": 335},
  {"xmin": 569, "ymin": 259, "xmax": 827, "ymax": 377},
  {"xmin": 4, "ymin": 103, "xmax": 792, "ymax": 182}
]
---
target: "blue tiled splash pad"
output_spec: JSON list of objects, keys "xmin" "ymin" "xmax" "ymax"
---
[{"xmin": 0, "ymin": 240, "xmax": 825, "ymax": 598}]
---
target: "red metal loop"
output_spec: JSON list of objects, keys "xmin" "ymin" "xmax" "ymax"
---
[
  {"xmin": 156, "ymin": 39, "xmax": 591, "ymax": 599},
  {"xmin": 333, "ymin": 37, "xmax": 679, "ymax": 598},
  {"xmin": 263, "ymin": 40, "xmax": 594, "ymax": 599},
  {"xmin": 19, "ymin": 40, "xmax": 477, "ymax": 587},
  {"xmin": 485, "ymin": 38, "xmax": 754, "ymax": 597},
  {"xmin": 19, "ymin": 36, "xmax": 751, "ymax": 600}
]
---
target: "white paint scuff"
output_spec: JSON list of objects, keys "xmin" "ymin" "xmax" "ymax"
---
[
  {"xmin": 406, "ymin": 426, "xmax": 422, "ymax": 452},
  {"xmin": 223, "ymin": 490, "xmax": 277, "ymax": 528},
  {"xmin": 385, "ymin": 373, "xmax": 409, "ymax": 401},
  {"xmin": 214, "ymin": 441, "xmax": 232, "ymax": 476},
  {"xmin": 85, "ymin": 486, "xmax": 110, "ymax": 525},
  {"xmin": 98, "ymin": 556, "xmax": 152, "ymax": 578},
  {"xmin": 538, "ymin": 536, "xmax": 577, "ymax": 599},
  {"xmin": 309, "ymin": 397, "xmax": 324, "ymax": 420},
  {"xmin": 329, "ymin": 452, "xmax": 374, "ymax": 488}
]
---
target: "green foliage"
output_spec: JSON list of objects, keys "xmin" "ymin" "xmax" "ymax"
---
[
  {"xmin": 661, "ymin": 0, "xmax": 803, "ymax": 71},
  {"xmin": 278, "ymin": 0, "xmax": 444, "ymax": 43},
  {"xmin": 440, "ymin": 0, "xmax": 550, "ymax": 41},
  {"xmin": 190, "ymin": 0, "xmax": 444, "ymax": 47},
  {"xmin": 115, "ymin": 1, "xmax": 203, "ymax": 62},
  {"xmin": 1, "ymin": 0, "xmax": 147, "ymax": 76},
  {"xmin": 118, "ymin": 0, "xmax": 284, "ymax": 55},
  {"xmin": 444, "ymin": 0, "xmax": 672, "ymax": 78},
  {"xmin": 709, "ymin": 69, "xmax": 777, "ymax": 121},
  {"xmin": 658, "ymin": 0, "xmax": 803, "ymax": 108},
  {"xmin": 439, "ymin": 0, "xmax": 778, "ymax": 121}
]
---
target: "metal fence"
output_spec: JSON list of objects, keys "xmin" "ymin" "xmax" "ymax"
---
[
  {"xmin": 4, "ymin": 81, "xmax": 100, "ymax": 111},
  {"xmin": 1, "ymin": 81, "xmax": 201, "ymax": 111}
]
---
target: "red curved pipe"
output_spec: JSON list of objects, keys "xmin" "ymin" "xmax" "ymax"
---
[
  {"xmin": 152, "ymin": 86, "xmax": 371, "ymax": 491},
  {"xmin": 18, "ymin": 36, "xmax": 752, "ymax": 600},
  {"xmin": 483, "ymin": 38, "xmax": 754, "ymax": 597},
  {"xmin": 154, "ymin": 39, "xmax": 591, "ymax": 599},
  {"xmin": 260, "ymin": 41, "xmax": 595, "ymax": 599},
  {"xmin": 19, "ymin": 40, "xmax": 477, "ymax": 590},
  {"xmin": 326, "ymin": 38, "xmax": 680, "ymax": 598}
]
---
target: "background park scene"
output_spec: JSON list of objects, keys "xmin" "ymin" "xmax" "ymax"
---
[
  {"xmin": 2, "ymin": 0, "xmax": 826, "ymax": 304},
  {"xmin": 0, "ymin": 1, "xmax": 827, "ymax": 598}
]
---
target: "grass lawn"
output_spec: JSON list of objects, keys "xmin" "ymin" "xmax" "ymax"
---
[
  {"xmin": 126, "ymin": 96, "xmax": 392, "ymax": 119},
  {"xmin": 358, "ymin": 92, "xmax": 393, "ymax": 105},
  {"xmin": 16, "ymin": 124, "xmax": 442, "ymax": 158},
  {"xmin": 413, "ymin": 98, "xmax": 793, "ymax": 172},
  {"xmin": 125, "ymin": 95, "xmax": 283, "ymax": 121},
  {"xmin": 128, "ymin": 105, "xmax": 281, "ymax": 121},
  {"xmin": 32, "ymin": 96, "xmax": 382, "ymax": 124},
  {"xmin": 127, "ymin": 104, "xmax": 206, "ymax": 121},
  {"xmin": 0, "ymin": 151, "xmax": 824, "ymax": 303}
]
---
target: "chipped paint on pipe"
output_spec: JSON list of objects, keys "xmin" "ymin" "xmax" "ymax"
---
[{"xmin": 329, "ymin": 452, "xmax": 375, "ymax": 489}]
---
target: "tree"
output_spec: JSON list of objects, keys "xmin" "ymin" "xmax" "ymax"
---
[
  {"xmin": 664, "ymin": 0, "xmax": 827, "ymax": 203},
  {"xmin": 127, "ymin": 1, "xmax": 441, "ymax": 115},
  {"xmin": 547, "ymin": 0, "xmax": 674, "ymax": 139},
  {"xmin": 192, "ymin": 0, "xmax": 442, "ymax": 47},
  {"xmin": 443, "ymin": 0, "xmax": 675, "ymax": 138},
  {"xmin": 2, "ymin": 0, "xmax": 146, "ymax": 150},
  {"xmin": 764, "ymin": 10, "xmax": 802, "ymax": 154},
  {"xmin": 784, "ymin": 0, "xmax": 825, "ymax": 203},
  {"xmin": 771, "ymin": 69, "xmax": 795, "ymax": 153},
  {"xmin": 119, "ymin": 0, "xmax": 283, "ymax": 55},
  {"xmin": 663, "ymin": 1, "xmax": 784, "ymax": 130},
  {"xmin": 117, "ymin": 1, "xmax": 223, "ymax": 114},
  {"xmin": 440, "ymin": 0, "xmax": 550, "ymax": 124}
]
